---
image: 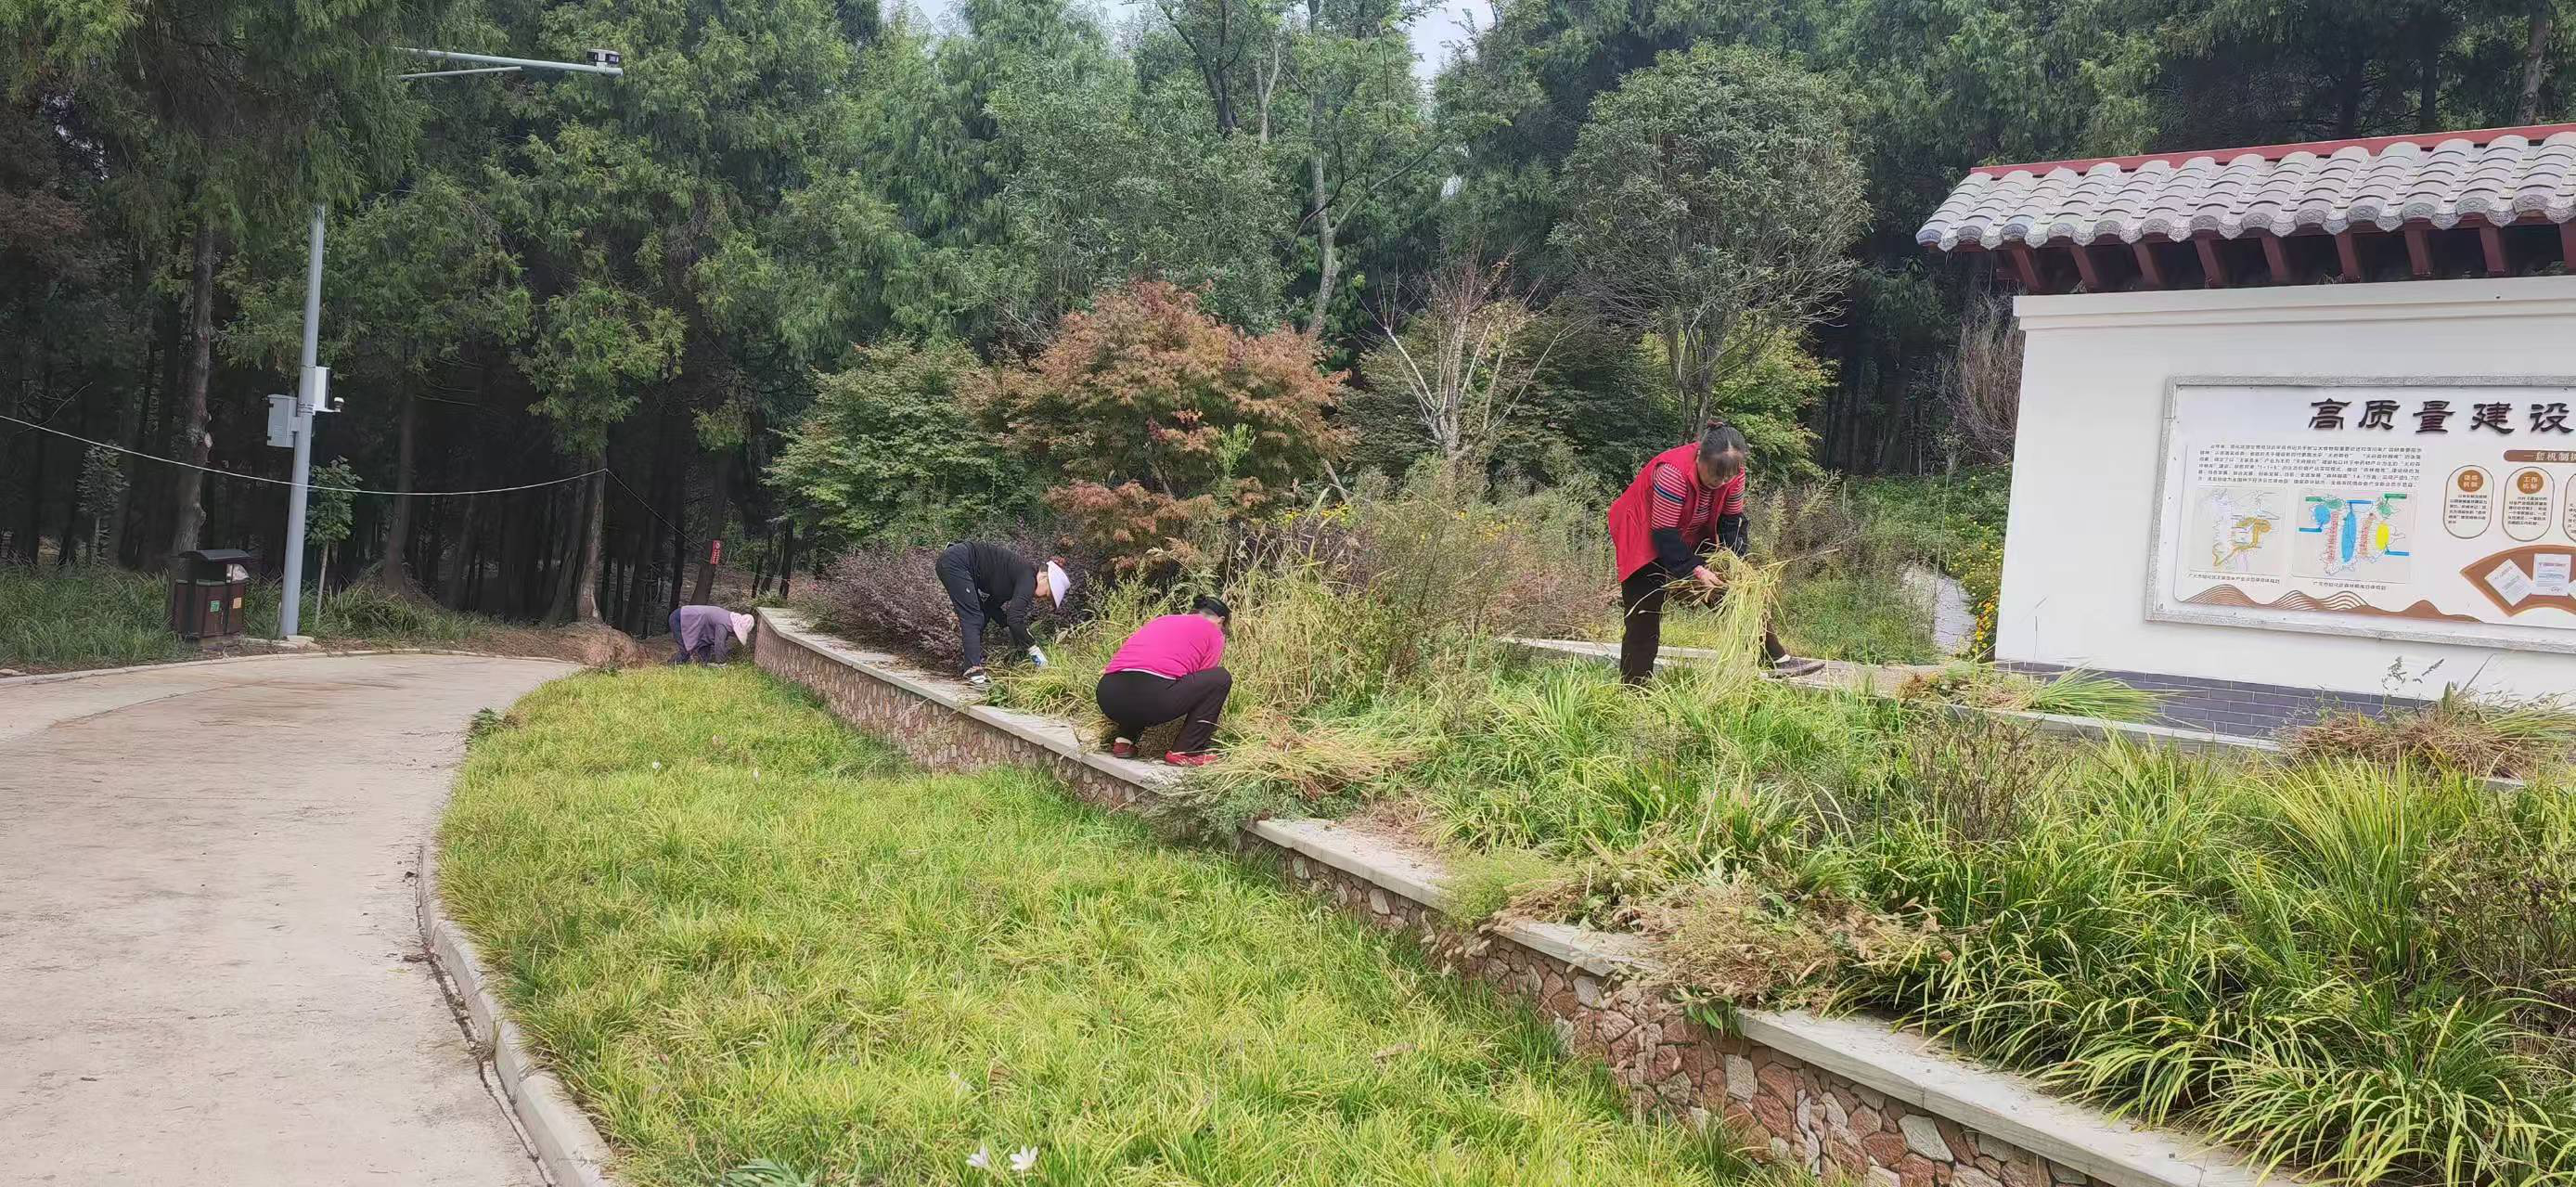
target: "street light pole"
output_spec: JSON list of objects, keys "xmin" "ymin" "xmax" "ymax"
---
[
  {"xmin": 273, "ymin": 45, "xmax": 621, "ymax": 640},
  {"xmin": 277, "ymin": 204, "xmax": 328, "ymax": 639}
]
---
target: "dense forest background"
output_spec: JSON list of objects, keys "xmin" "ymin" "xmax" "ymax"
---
[{"xmin": 4, "ymin": 0, "xmax": 2570, "ymax": 632}]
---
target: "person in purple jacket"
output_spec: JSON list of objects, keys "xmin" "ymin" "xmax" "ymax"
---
[
  {"xmin": 668, "ymin": 605, "xmax": 754, "ymax": 664},
  {"xmin": 1095, "ymin": 595, "xmax": 1232, "ymax": 767}
]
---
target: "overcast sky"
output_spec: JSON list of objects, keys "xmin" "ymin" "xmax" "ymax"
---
[{"xmin": 899, "ymin": 0, "xmax": 1494, "ymax": 81}]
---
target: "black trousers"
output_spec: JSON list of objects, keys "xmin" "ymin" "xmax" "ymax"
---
[
  {"xmin": 1617, "ymin": 564, "xmax": 1785, "ymax": 685},
  {"xmin": 934, "ymin": 544, "xmax": 998, "ymax": 671},
  {"xmin": 1096, "ymin": 668, "xmax": 1232, "ymax": 754}
]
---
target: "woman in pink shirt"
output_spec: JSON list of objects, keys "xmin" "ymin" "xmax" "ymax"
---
[{"xmin": 1095, "ymin": 595, "xmax": 1232, "ymax": 766}]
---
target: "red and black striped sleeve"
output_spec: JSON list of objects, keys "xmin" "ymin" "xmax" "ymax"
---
[{"xmin": 1650, "ymin": 463, "xmax": 1695, "ymax": 529}]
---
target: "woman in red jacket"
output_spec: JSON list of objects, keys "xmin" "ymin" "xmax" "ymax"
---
[{"xmin": 1605, "ymin": 425, "xmax": 1823, "ymax": 685}]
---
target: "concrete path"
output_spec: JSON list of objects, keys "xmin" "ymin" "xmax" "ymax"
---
[
  {"xmin": 1503, "ymin": 636, "xmax": 1943, "ymax": 694},
  {"xmin": 0, "ymin": 653, "xmax": 574, "ymax": 1186},
  {"xmin": 1901, "ymin": 563, "xmax": 1977, "ymax": 656}
]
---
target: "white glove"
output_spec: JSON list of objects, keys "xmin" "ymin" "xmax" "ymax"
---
[{"xmin": 1027, "ymin": 646, "xmax": 1050, "ymax": 669}]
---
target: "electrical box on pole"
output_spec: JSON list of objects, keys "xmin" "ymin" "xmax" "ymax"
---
[
  {"xmin": 298, "ymin": 365, "xmax": 333, "ymax": 414},
  {"xmin": 265, "ymin": 394, "xmax": 296, "ymax": 448}
]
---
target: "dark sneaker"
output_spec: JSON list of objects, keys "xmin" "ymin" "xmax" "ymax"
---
[
  {"xmin": 1111, "ymin": 738, "xmax": 1136, "ymax": 759},
  {"xmin": 1771, "ymin": 657, "xmax": 1826, "ymax": 679},
  {"xmin": 1163, "ymin": 751, "xmax": 1218, "ymax": 768}
]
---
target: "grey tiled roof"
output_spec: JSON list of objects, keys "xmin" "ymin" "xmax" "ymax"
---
[{"xmin": 1917, "ymin": 131, "xmax": 2576, "ymax": 252}]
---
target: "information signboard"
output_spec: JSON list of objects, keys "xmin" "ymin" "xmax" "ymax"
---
[{"xmin": 2150, "ymin": 378, "xmax": 2576, "ymax": 653}]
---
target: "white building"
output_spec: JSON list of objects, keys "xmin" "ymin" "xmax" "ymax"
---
[{"xmin": 1918, "ymin": 123, "xmax": 2576, "ymax": 731}]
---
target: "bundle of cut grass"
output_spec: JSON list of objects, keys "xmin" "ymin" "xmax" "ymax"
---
[
  {"xmin": 1655, "ymin": 548, "xmax": 1786, "ymax": 681},
  {"xmin": 1900, "ymin": 662, "xmax": 2161, "ymax": 723},
  {"xmin": 2287, "ymin": 687, "xmax": 2576, "ymax": 780}
]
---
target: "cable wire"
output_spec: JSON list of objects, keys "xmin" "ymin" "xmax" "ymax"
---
[
  {"xmin": 0, "ymin": 410, "xmax": 601, "ymax": 497},
  {"xmin": 602, "ymin": 466, "xmax": 682, "ymax": 537}
]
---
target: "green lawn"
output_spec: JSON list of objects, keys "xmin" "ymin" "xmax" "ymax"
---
[{"xmin": 439, "ymin": 665, "xmax": 1763, "ymax": 1187}]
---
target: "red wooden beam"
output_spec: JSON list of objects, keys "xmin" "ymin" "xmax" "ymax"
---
[
  {"xmin": 2260, "ymin": 236, "xmax": 2292, "ymax": 283},
  {"xmin": 2336, "ymin": 231, "xmax": 2364, "ymax": 280},
  {"xmin": 2561, "ymin": 222, "xmax": 2576, "ymax": 272},
  {"xmin": 2132, "ymin": 241, "xmax": 2167, "ymax": 289},
  {"xmin": 2006, "ymin": 244, "xmax": 2051, "ymax": 293},
  {"xmin": 2069, "ymin": 244, "xmax": 2105, "ymax": 290},
  {"xmin": 2195, "ymin": 237, "xmax": 2232, "ymax": 287},
  {"xmin": 2479, "ymin": 226, "xmax": 2509, "ymax": 276},
  {"xmin": 2404, "ymin": 226, "xmax": 2434, "ymax": 277}
]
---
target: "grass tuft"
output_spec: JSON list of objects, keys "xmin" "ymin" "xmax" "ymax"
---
[{"xmin": 1441, "ymin": 847, "xmax": 1567, "ymax": 923}]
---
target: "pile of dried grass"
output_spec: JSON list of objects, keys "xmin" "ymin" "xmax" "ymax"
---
[
  {"xmin": 1490, "ymin": 843, "xmax": 1937, "ymax": 1010},
  {"xmin": 1632, "ymin": 873, "xmax": 1938, "ymax": 1009},
  {"xmin": 1898, "ymin": 662, "xmax": 2161, "ymax": 723},
  {"xmin": 2287, "ymin": 689, "xmax": 2576, "ymax": 780}
]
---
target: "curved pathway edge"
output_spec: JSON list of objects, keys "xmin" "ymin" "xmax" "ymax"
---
[
  {"xmin": 414, "ymin": 839, "xmax": 620, "ymax": 1187},
  {"xmin": 0, "ymin": 646, "xmax": 560, "ymax": 690}
]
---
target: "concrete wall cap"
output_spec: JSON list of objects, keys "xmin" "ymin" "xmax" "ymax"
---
[{"xmin": 1252, "ymin": 819, "xmax": 1454, "ymax": 912}]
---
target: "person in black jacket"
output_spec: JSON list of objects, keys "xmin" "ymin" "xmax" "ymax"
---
[{"xmin": 934, "ymin": 542, "xmax": 1070, "ymax": 687}]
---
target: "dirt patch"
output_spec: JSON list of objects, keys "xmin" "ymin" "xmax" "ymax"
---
[{"xmin": 535, "ymin": 622, "xmax": 652, "ymax": 668}]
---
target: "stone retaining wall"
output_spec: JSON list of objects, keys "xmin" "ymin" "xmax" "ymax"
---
[
  {"xmin": 756, "ymin": 613, "xmax": 2267, "ymax": 1187},
  {"xmin": 1274, "ymin": 842, "xmax": 2068, "ymax": 1187},
  {"xmin": 759, "ymin": 621, "xmax": 1154, "ymax": 813}
]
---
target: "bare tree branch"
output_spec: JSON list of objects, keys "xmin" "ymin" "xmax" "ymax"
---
[
  {"xmin": 1941, "ymin": 290, "xmax": 2023, "ymax": 467},
  {"xmin": 1371, "ymin": 249, "xmax": 1575, "ymax": 469}
]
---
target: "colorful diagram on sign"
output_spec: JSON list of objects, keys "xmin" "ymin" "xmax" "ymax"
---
[
  {"xmin": 2294, "ymin": 490, "xmax": 2412, "ymax": 582},
  {"xmin": 2186, "ymin": 487, "xmax": 2286, "ymax": 574}
]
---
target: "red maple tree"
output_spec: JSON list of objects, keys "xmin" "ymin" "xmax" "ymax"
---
[{"xmin": 983, "ymin": 281, "xmax": 1349, "ymax": 570}]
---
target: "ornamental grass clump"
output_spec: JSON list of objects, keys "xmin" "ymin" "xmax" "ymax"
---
[
  {"xmin": 1396, "ymin": 664, "xmax": 1908, "ymax": 899},
  {"xmin": 1845, "ymin": 750, "xmax": 2576, "ymax": 1184}
]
